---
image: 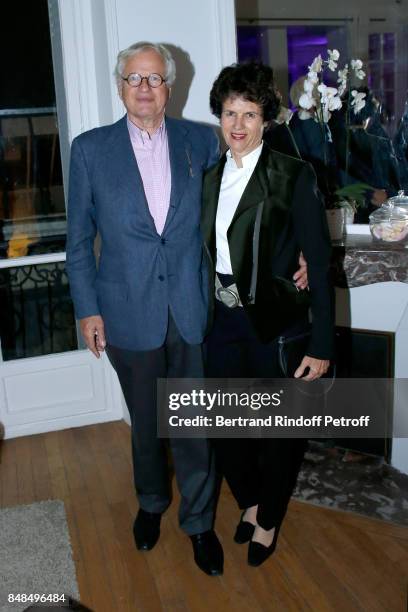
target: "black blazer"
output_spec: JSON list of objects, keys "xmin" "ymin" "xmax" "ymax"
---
[{"xmin": 201, "ymin": 143, "xmax": 334, "ymax": 360}]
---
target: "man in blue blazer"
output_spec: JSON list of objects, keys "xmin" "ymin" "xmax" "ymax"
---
[{"xmin": 66, "ymin": 42, "xmax": 223, "ymax": 575}]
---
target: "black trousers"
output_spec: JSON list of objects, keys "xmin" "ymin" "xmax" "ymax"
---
[
  {"xmin": 205, "ymin": 280, "xmax": 307, "ymax": 531},
  {"xmin": 106, "ymin": 312, "xmax": 215, "ymax": 535}
]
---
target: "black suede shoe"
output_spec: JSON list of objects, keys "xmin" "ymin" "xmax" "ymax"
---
[
  {"xmin": 133, "ymin": 508, "xmax": 161, "ymax": 551},
  {"xmin": 247, "ymin": 526, "xmax": 280, "ymax": 567},
  {"xmin": 190, "ymin": 530, "xmax": 224, "ymax": 576},
  {"xmin": 234, "ymin": 511, "xmax": 256, "ymax": 544}
]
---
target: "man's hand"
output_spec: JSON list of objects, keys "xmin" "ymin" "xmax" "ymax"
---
[
  {"xmin": 293, "ymin": 251, "xmax": 308, "ymax": 290},
  {"xmin": 294, "ymin": 356, "xmax": 329, "ymax": 381},
  {"xmin": 80, "ymin": 315, "xmax": 106, "ymax": 358}
]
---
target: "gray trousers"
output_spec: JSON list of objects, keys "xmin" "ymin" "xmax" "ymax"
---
[{"xmin": 106, "ymin": 313, "xmax": 215, "ymax": 535}]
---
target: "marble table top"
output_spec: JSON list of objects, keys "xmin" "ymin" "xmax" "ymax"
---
[{"xmin": 331, "ymin": 233, "xmax": 408, "ymax": 288}]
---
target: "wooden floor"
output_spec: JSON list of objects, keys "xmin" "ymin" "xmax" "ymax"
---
[{"xmin": 1, "ymin": 421, "xmax": 407, "ymax": 612}]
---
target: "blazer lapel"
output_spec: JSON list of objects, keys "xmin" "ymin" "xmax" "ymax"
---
[
  {"xmin": 162, "ymin": 116, "xmax": 190, "ymax": 232},
  {"xmin": 202, "ymin": 144, "xmax": 294, "ymax": 277},
  {"xmin": 229, "ymin": 146, "xmax": 271, "ymax": 227},
  {"xmin": 103, "ymin": 116, "xmax": 157, "ymax": 231},
  {"xmin": 201, "ymin": 155, "xmax": 226, "ymax": 259},
  {"xmin": 228, "ymin": 145, "xmax": 294, "ymax": 249},
  {"xmin": 228, "ymin": 146, "xmax": 300, "ymax": 286}
]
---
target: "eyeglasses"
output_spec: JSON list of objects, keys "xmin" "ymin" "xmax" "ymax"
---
[{"xmin": 122, "ymin": 73, "xmax": 166, "ymax": 88}]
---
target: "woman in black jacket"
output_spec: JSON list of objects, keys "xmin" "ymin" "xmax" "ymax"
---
[{"xmin": 202, "ymin": 62, "xmax": 334, "ymax": 567}]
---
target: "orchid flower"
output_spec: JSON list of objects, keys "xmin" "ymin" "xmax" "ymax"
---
[
  {"xmin": 303, "ymin": 79, "xmax": 315, "ymax": 93},
  {"xmin": 318, "ymin": 83, "xmax": 341, "ymax": 104},
  {"xmin": 351, "ymin": 59, "xmax": 363, "ymax": 70},
  {"xmin": 307, "ymin": 69, "xmax": 319, "ymax": 84},
  {"xmin": 299, "ymin": 75, "xmax": 319, "ymax": 113},
  {"xmin": 350, "ymin": 90, "xmax": 367, "ymax": 114},
  {"xmin": 328, "ymin": 49, "xmax": 340, "ymax": 61},
  {"xmin": 298, "ymin": 109, "xmax": 314, "ymax": 120},
  {"xmin": 327, "ymin": 49, "xmax": 340, "ymax": 71},
  {"xmin": 317, "ymin": 84, "xmax": 342, "ymax": 122},
  {"xmin": 337, "ymin": 65, "xmax": 349, "ymax": 96},
  {"xmin": 298, "ymin": 50, "xmax": 367, "ymax": 125},
  {"xmin": 275, "ymin": 106, "xmax": 293, "ymax": 125},
  {"xmin": 351, "ymin": 59, "xmax": 366, "ymax": 80},
  {"xmin": 299, "ymin": 91, "xmax": 316, "ymax": 110},
  {"xmin": 309, "ymin": 54, "xmax": 323, "ymax": 74},
  {"xmin": 297, "ymin": 50, "xmax": 370, "ymax": 204}
]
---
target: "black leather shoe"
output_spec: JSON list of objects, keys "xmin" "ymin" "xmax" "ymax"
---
[
  {"xmin": 190, "ymin": 530, "xmax": 224, "ymax": 576},
  {"xmin": 234, "ymin": 511, "xmax": 256, "ymax": 544},
  {"xmin": 133, "ymin": 508, "xmax": 161, "ymax": 551},
  {"xmin": 247, "ymin": 526, "xmax": 280, "ymax": 567}
]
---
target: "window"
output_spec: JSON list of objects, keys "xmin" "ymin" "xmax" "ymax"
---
[
  {"xmin": 368, "ymin": 33, "xmax": 396, "ymax": 124},
  {"xmin": 0, "ymin": 0, "xmax": 77, "ymax": 360}
]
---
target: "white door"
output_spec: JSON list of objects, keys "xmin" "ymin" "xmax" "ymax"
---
[{"xmin": 0, "ymin": 1, "xmax": 123, "ymax": 439}]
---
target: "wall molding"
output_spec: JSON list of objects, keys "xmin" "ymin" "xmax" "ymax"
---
[
  {"xmin": 57, "ymin": 0, "xmax": 101, "ymax": 139},
  {"xmin": 213, "ymin": 0, "xmax": 238, "ymax": 69},
  {"xmin": 103, "ymin": 0, "xmax": 124, "ymax": 122},
  {"xmin": 0, "ymin": 351, "xmax": 123, "ymax": 439}
]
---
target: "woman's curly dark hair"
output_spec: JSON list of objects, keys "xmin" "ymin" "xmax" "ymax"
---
[{"xmin": 209, "ymin": 62, "xmax": 281, "ymax": 122}]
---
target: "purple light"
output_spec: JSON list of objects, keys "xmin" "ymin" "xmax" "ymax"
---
[
  {"xmin": 237, "ymin": 26, "xmax": 268, "ymax": 62},
  {"xmin": 237, "ymin": 24, "xmax": 348, "ymax": 107},
  {"xmin": 286, "ymin": 26, "xmax": 348, "ymax": 105}
]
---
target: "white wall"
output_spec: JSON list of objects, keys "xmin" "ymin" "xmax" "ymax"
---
[
  {"xmin": 58, "ymin": 0, "xmax": 237, "ymax": 139},
  {"xmin": 105, "ymin": 0, "xmax": 237, "ymax": 124},
  {"xmin": 0, "ymin": 0, "xmax": 237, "ymax": 440},
  {"xmin": 336, "ymin": 283, "xmax": 408, "ymax": 474},
  {"xmin": 46, "ymin": 0, "xmax": 238, "ymax": 437}
]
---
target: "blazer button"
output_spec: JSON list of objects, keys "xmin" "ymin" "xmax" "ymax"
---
[
  {"xmin": 158, "ymin": 275, "xmax": 165, "ymax": 281},
  {"xmin": 161, "ymin": 238, "xmax": 166, "ymax": 245}
]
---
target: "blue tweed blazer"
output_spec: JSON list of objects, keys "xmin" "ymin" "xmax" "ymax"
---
[{"xmin": 66, "ymin": 115, "xmax": 219, "ymax": 350}]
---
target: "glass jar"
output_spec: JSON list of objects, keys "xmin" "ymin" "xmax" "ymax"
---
[
  {"xmin": 369, "ymin": 197, "xmax": 408, "ymax": 243},
  {"xmin": 386, "ymin": 190, "xmax": 408, "ymax": 209}
]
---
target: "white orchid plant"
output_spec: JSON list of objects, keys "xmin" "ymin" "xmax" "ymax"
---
[
  {"xmin": 299, "ymin": 49, "xmax": 366, "ymax": 124},
  {"xmin": 295, "ymin": 49, "xmax": 372, "ymax": 209}
]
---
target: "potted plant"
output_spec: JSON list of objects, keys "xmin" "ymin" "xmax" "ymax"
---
[
  {"xmin": 294, "ymin": 50, "xmax": 373, "ymax": 238},
  {"xmin": 333, "ymin": 182, "xmax": 373, "ymax": 223}
]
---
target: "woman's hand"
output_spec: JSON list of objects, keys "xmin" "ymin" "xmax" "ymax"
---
[
  {"xmin": 294, "ymin": 356, "xmax": 329, "ymax": 381},
  {"xmin": 292, "ymin": 251, "xmax": 308, "ymax": 290}
]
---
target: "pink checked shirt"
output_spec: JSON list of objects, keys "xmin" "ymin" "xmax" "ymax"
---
[{"xmin": 127, "ymin": 116, "xmax": 171, "ymax": 235}]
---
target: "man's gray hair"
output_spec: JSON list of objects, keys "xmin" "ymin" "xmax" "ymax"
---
[{"xmin": 114, "ymin": 42, "xmax": 176, "ymax": 89}]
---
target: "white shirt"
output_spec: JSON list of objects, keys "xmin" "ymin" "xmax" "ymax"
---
[{"xmin": 216, "ymin": 143, "xmax": 263, "ymax": 274}]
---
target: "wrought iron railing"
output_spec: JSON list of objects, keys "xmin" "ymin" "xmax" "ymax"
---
[{"xmin": 0, "ymin": 257, "xmax": 77, "ymax": 361}]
